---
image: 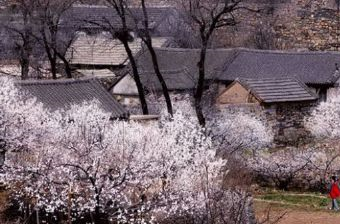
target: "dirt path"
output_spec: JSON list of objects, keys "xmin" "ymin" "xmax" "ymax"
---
[
  {"xmin": 255, "ymin": 201, "xmax": 340, "ymax": 224},
  {"xmin": 264, "ymin": 210, "xmax": 340, "ymax": 224}
]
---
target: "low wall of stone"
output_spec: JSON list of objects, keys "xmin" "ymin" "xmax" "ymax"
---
[{"xmin": 218, "ymin": 102, "xmax": 316, "ymax": 146}]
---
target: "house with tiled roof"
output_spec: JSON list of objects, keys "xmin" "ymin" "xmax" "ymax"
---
[
  {"xmin": 217, "ymin": 78, "xmax": 318, "ymax": 105},
  {"xmin": 109, "ymin": 47, "xmax": 234, "ymax": 110},
  {"xmin": 216, "ymin": 48, "xmax": 340, "ymax": 102},
  {"xmin": 213, "ymin": 49, "xmax": 340, "ymax": 144},
  {"xmin": 66, "ymin": 33, "xmax": 172, "ymax": 70},
  {"xmin": 109, "ymin": 47, "xmax": 234, "ymax": 92},
  {"xmin": 109, "ymin": 47, "xmax": 340, "ymax": 104},
  {"xmin": 0, "ymin": 4, "xmax": 180, "ymax": 79},
  {"xmin": 17, "ymin": 78, "xmax": 128, "ymax": 119},
  {"xmin": 110, "ymin": 47, "xmax": 340, "ymax": 144}
]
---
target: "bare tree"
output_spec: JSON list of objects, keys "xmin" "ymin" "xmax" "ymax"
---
[
  {"xmin": 131, "ymin": 0, "xmax": 173, "ymax": 116},
  {"xmin": 105, "ymin": 0, "xmax": 174, "ymax": 115},
  {"xmin": 180, "ymin": 0, "xmax": 250, "ymax": 126},
  {"xmin": 104, "ymin": 0, "xmax": 149, "ymax": 115},
  {"xmin": 0, "ymin": 0, "xmax": 35, "ymax": 80},
  {"xmin": 33, "ymin": 0, "xmax": 76, "ymax": 79}
]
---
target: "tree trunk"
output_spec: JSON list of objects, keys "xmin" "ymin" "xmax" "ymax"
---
[
  {"xmin": 194, "ymin": 42, "xmax": 208, "ymax": 126},
  {"xmin": 50, "ymin": 59, "xmax": 57, "ymax": 79},
  {"xmin": 56, "ymin": 51, "xmax": 72, "ymax": 78},
  {"xmin": 108, "ymin": 1, "xmax": 148, "ymax": 114},
  {"xmin": 20, "ymin": 12, "xmax": 31, "ymax": 80},
  {"xmin": 122, "ymin": 41, "xmax": 149, "ymax": 115},
  {"xmin": 20, "ymin": 55, "xmax": 30, "ymax": 80},
  {"xmin": 41, "ymin": 28, "xmax": 58, "ymax": 79},
  {"xmin": 146, "ymin": 45, "xmax": 173, "ymax": 116},
  {"xmin": 64, "ymin": 61, "xmax": 72, "ymax": 78},
  {"xmin": 140, "ymin": 0, "xmax": 173, "ymax": 116}
]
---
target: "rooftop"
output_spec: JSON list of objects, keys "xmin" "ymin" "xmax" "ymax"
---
[
  {"xmin": 17, "ymin": 78, "xmax": 128, "ymax": 118},
  {"xmin": 62, "ymin": 5, "xmax": 177, "ymax": 30},
  {"xmin": 237, "ymin": 78, "xmax": 318, "ymax": 103},
  {"xmin": 134, "ymin": 47, "xmax": 235, "ymax": 90},
  {"xmin": 66, "ymin": 34, "xmax": 171, "ymax": 66},
  {"xmin": 219, "ymin": 48, "xmax": 340, "ymax": 85}
]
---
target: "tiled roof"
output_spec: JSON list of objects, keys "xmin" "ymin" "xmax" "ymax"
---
[
  {"xmin": 135, "ymin": 47, "xmax": 235, "ymax": 90},
  {"xmin": 237, "ymin": 78, "xmax": 318, "ymax": 103},
  {"xmin": 219, "ymin": 49, "xmax": 340, "ymax": 85},
  {"xmin": 16, "ymin": 78, "xmax": 128, "ymax": 118},
  {"xmin": 62, "ymin": 5, "xmax": 177, "ymax": 31},
  {"xmin": 66, "ymin": 34, "xmax": 170, "ymax": 66},
  {"xmin": 140, "ymin": 68, "xmax": 196, "ymax": 91}
]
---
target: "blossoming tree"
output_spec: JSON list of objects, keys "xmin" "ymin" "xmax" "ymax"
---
[
  {"xmin": 2, "ymin": 101, "xmax": 252, "ymax": 223},
  {"xmin": 0, "ymin": 76, "xmax": 264, "ymax": 223},
  {"xmin": 0, "ymin": 77, "xmax": 48, "ymax": 165},
  {"xmin": 305, "ymin": 95, "xmax": 340, "ymax": 138}
]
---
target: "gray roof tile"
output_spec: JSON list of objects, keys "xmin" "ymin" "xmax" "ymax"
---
[
  {"xmin": 62, "ymin": 5, "xmax": 177, "ymax": 31},
  {"xmin": 16, "ymin": 78, "xmax": 128, "ymax": 118},
  {"xmin": 135, "ymin": 47, "xmax": 235, "ymax": 90},
  {"xmin": 66, "ymin": 34, "xmax": 170, "ymax": 66},
  {"xmin": 220, "ymin": 49, "xmax": 340, "ymax": 85},
  {"xmin": 140, "ymin": 68, "xmax": 196, "ymax": 91},
  {"xmin": 238, "ymin": 78, "xmax": 318, "ymax": 103}
]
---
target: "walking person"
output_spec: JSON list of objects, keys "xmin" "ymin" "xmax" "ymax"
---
[{"xmin": 329, "ymin": 176, "xmax": 340, "ymax": 211}]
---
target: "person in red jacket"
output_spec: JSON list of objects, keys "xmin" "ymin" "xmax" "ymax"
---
[{"xmin": 329, "ymin": 176, "xmax": 340, "ymax": 211}]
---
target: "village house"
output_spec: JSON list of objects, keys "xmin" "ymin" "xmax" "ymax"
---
[
  {"xmin": 65, "ymin": 32, "xmax": 172, "ymax": 71},
  {"xmin": 216, "ymin": 49, "xmax": 340, "ymax": 101},
  {"xmin": 60, "ymin": 5, "xmax": 180, "ymax": 80},
  {"xmin": 111, "ymin": 47, "xmax": 340, "ymax": 144},
  {"xmin": 217, "ymin": 78, "xmax": 319, "ymax": 144},
  {"xmin": 217, "ymin": 78, "xmax": 318, "ymax": 105},
  {"xmin": 213, "ymin": 49, "xmax": 340, "ymax": 144},
  {"xmin": 110, "ymin": 47, "xmax": 234, "ymax": 113},
  {"xmin": 0, "ymin": 4, "xmax": 179, "ymax": 79}
]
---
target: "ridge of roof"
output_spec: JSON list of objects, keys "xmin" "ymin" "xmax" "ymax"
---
[
  {"xmin": 16, "ymin": 77, "xmax": 96, "ymax": 85},
  {"xmin": 152, "ymin": 47, "xmax": 236, "ymax": 53},
  {"xmin": 234, "ymin": 47, "xmax": 340, "ymax": 56},
  {"xmin": 151, "ymin": 47, "xmax": 340, "ymax": 56},
  {"xmin": 151, "ymin": 46, "xmax": 340, "ymax": 56}
]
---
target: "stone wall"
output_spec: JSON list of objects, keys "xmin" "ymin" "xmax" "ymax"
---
[
  {"xmin": 217, "ymin": 102, "xmax": 316, "ymax": 146},
  {"xmin": 221, "ymin": 0, "xmax": 340, "ymax": 50},
  {"xmin": 77, "ymin": 0, "xmax": 340, "ymax": 51}
]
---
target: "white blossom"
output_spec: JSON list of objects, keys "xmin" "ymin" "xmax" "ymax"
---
[{"xmin": 305, "ymin": 95, "xmax": 340, "ymax": 138}]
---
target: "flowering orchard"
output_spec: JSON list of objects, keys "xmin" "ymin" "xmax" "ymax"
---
[{"xmin": 0, "ymin": 77, "xmax": 270, "ymax": 223}]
